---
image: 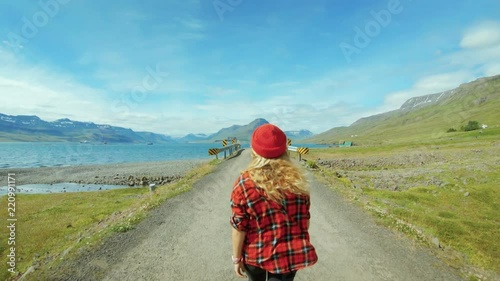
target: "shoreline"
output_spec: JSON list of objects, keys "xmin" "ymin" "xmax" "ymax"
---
[{"xmin": 0, "ymin": 159, "xmax": 209, "ymax": 187}]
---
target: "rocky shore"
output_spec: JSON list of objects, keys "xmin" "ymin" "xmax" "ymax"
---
[{"xmin": 0, "ymin": 159, "xmax": 208, "ymax": 187}]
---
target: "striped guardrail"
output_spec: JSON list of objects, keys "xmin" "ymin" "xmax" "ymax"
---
[
  {"xmin": 208, "ymin": 138, "xmax": 308, "ymax": 160},
  {"xmin": 288, "ymin": 145, "xmax": 309, "ymax": 160},
  {"xmin": 208, "ymin": 138, "xmax": 241, "ymax": 159}
]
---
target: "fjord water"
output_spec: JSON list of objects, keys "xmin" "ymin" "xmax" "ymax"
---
[
  {"xmin": 0, "ymin": 142, "xmax": 222, "ymax": 194},
  {"xmin": 0, "ymin": 142, "xmax": 220, "ymax": 169},
  {"xmin": 0, "ymin": 142, "xmax": 327, "ymax": 168},
  {"xmin": 0, "ymin": 142, "xmax": 326, "ymax": 194}
]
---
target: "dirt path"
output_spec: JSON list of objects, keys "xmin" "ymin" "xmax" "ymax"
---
[{"xmin": 47, "ymin": 150, "xmax": 463, "ymax": 281}]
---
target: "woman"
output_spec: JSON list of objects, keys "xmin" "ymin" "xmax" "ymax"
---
[{"xmin": 230, "ymin": 124, "xmax": 317, "ymax": 281}]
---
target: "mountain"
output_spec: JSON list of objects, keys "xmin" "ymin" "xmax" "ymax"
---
[
  {"xmin": 176, "ymin": 133, "xmax": 210, "ymax": 143},
  {"xmin": 207, "ymin": 118, "xmax": 269, "ymax": 142},
  {"xmin": 176, "ymin": 119, "xmax": 314, "ymax": 143},
  {"xmin": 306, "ymin": 74, "xmax": 500, "ymax": 144},
  {"xmin": 0, "ymin": 114, "xmax": 174, "ymax": 143},
  {"xmin": 285, "ymin": 130, "xmax": 314, "ymax": 141}
]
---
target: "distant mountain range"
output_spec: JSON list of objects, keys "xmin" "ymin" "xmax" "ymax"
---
[
  {"xmin": 8, "ymin": 74, "xmax": 493, "ymax": 145},
  {"xmin": 176, "ymin": 133, "xmax": 211, "ymax": 143},
  {"xmin": 306, "ymin": 74, "xmax": 500, "ymax": 144},
  {"xmin": 0, "ymin": 114, "xmax": 174, "ymax": 143},
  {"xmin": 175, "ymin": 118, "xmax": 268, "ymax": 143},
  {"xmin": 176, "ymin": 118, "xmax": 314, "ymax": 143},
  {"xmin": 0, "ymin": 114, "xmax": 314, "ymax": 143}
]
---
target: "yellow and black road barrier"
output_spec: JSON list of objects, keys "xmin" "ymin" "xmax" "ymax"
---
[
  {"xmin": 208, "ymin": 137, "xmax": 241, "ymax": 159},
  {"xmin": 297, "ymin": 147, "xmax": 309, "ymax": 155},
  {"xmin": 288, "ymin": 146, "xmax": 309, "ymax": 161},
  {"xmin": 208, "ymin": 148, "xmax": 220, "ymax": 155}
]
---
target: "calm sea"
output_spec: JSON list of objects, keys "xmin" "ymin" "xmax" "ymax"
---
[
  {"xmin": 0, "ymin": 142, "xmax": 229, "ymax": 169},
  {"xmin": 0, "ymin": 142, "xmax": 326, "ymax": 169},
  {"xmin": 0, "ymin": 142, "xmax": 326, "ymax": 194}
]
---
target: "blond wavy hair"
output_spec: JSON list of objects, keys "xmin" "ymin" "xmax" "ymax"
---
[{"xmin": 245, "ymin": 149, "xmax": 309, "ymax": 203}]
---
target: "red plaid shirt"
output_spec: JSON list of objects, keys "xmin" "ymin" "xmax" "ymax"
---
[{"xmin": 230, "ymin": 172, "xmax": 318, "ymax": 274}]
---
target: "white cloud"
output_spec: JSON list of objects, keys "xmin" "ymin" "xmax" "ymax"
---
[
  {"xmin": 444, "ymin": 21, "xmax": 500, "ymax": 77},
  {"xmin": 413, "ymin": 72, "xmax": 474, "ymax": 92},
  {"xmin": 460, "ymin": 21, "xmax": 500, "ymax": 49},
  {"xmin": 445, "ymin": 41, "xmax": 500, "ymax": 71},
  {"xmin": 378, "ymin": 71, "xmax": 476, "ymax": 114},
  {"xmin": 187, "ymin": 92, "xmax": 364, "ymax": 134},
  {"xmin": 484, "ymin": 63, "xmax": 500, "ymax": 76},
  {"xmin": 178, "ymin": 17, "xmax": 205, "ymax": 30},
  {"xmin": 0, "ymin": 47, "xmax": 143, "ymax": 128},
  {"xmin": 2, "ymin": 12, "xmax": 499, "ymax": 138},
  {"xmin": 374, "ymin": 21, "xmax": 500, "ymax": 116},
  {"xmin": 206, "ymin": 87, "xmax": 240, "ymax": 97},
  {"xmin": 267, "ymin": 81, "xmax": 300, "ymax": 88}
]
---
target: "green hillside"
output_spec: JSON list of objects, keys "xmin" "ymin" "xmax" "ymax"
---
[{"xmin": 307, "ymin": 75, "xmax": 500, "ymax": 145}]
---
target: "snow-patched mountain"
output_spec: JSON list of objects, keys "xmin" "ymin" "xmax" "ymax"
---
[
  {"xmin": 0, "ymin": 114, "xmax": 174, "ymax": 143},
  {"xmin": 306, "ymin": 74, "xmax": 500, "ymax": 144}
]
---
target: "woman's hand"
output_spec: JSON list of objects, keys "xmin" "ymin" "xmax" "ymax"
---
[
  {"xmin": 234, "ymin": 262, "xmax": 246, "ymax": 278},
  {"xmin": 232, "ymin": 228, "xmax": 247, "ymax": 278}
]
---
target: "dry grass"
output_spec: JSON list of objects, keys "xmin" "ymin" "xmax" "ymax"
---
[
  {"xmin": 307, "ymin": 129, "xmax": 500, "ymax": 280},
  {"xmin": 0, "ymin": 159, "xmax": 219, "ymax": 281}
]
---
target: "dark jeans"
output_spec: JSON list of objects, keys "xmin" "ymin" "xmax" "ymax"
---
[{"xmin": 244, "ymin": 264, "xmax": 297, "ymax": 281}]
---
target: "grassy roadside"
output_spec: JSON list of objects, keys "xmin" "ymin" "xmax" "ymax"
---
[
  {"xmin": 307, "ymin": 129, "xmax": 499, "ymax": 281},
  {"xmin": 0, "ymin": 159, "xmax": 220, "ymax": 281}
]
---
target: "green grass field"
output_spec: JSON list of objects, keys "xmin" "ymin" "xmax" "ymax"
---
[
  {"xmin": 0, "ymin": 160, "xmax": 218, "ymax": 281},
  {"xmin": 308, "ymin": 127, "xmax": 500, "ymax": 280}
]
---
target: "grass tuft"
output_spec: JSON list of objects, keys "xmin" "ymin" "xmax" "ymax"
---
[
  {"xmin": 0, "ymin": 159, "xmax": 219, "ymax": 280},
  {"xmin": 309, "ymin": 132, "xmax": 500, "ymax": 279}
]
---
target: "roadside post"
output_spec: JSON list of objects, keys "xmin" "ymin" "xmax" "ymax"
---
[
  {"xmin": 288, "ymin": 145, "xmax": 309, "ymax": 161},
  {"xmin": 208, "ymin": 137, "xmax": 240, "ymax": 160}
]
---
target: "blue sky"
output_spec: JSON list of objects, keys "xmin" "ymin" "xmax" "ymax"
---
[{"xmin": 1, "ymin": 0, "xmax": 499, "ymax": 136}]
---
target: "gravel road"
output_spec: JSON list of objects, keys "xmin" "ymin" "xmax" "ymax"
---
[{"xmin": 44, "ymin": 150, "xmax": 463, "ymax": 281}]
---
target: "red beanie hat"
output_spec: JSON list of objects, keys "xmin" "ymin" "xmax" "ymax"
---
[{"xmin": 251, "ymin": 124, "xmax": 287, "ymax": 158}]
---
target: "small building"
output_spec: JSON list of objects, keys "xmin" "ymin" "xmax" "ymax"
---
[{"xmin": 339, "ymin": 141, "xmax": 353, "ymax": 147}]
